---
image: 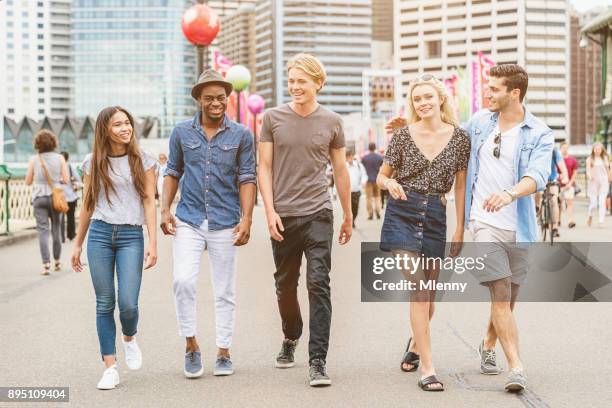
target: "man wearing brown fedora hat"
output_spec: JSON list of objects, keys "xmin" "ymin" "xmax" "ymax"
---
[{"xmin": 160, "ymin": 69, "xmax": 256, "ymax": 379}]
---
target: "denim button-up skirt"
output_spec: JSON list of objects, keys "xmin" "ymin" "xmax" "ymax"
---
[{"xmin": 380, "ymin": 189, "xmax": 447, "ymax": 259}]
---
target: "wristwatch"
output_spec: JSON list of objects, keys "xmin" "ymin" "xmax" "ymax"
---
[{"xmin": 504, "ymin": 189, "xmax": 518, "ymax": 202}]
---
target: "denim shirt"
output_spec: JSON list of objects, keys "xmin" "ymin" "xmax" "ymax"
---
[
  {"xmin": 462, "ymin": 108, "xmax": 553, "ymax": 242},
  {"xmin": 164, "ymin": 113, "xmax": 256, "ymax": 231}
]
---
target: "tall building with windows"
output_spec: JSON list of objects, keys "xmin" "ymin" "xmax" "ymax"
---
[
  {"xmin": 217, "ymin": 4, "xmax": 257, "ymax": 90},
  {"xmin": 396, "ymin": 0, "xmax": 570, "ymax": 140},
  {"xmin": 72, "ymin": 0, "xmax": 196, "ymax": 138},
  {"xmin": 208, "ymin": 0, "xmax": 258, "ymax": 17},
  {"xmin": 0, "ymin": 0, "xmax": 73, "ymax": 120},
  {"xmin": 254, "ymin": 0, "xmax": 372, "ymax": 114},
  {"xmin": 570, "ymin": 6, "xmax": 604, "ymax": 145}
]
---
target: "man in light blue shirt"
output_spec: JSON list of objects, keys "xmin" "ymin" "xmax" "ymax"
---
[{"xmin": 462, "ymin": 64, "xmax": 552, "ymax": 393}]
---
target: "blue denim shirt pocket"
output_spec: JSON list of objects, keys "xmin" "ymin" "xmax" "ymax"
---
[
  {"xmin": 184, "ymin": 139, "xmax": 203, "ymax": 165},
  {"xmin": 215, "ymin": 143, "xmax": 239, "ymax": 171},
  {"xmin": 519, "ymin": 143, "xmax": 534, "ymax": 170}
]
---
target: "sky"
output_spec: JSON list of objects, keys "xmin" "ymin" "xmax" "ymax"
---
[{"xmin": 570, "ymin": 0, "xmax": 612, "ymax": 13}]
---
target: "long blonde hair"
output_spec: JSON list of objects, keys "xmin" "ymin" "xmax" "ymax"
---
[
  {"xmin": 589, "ymin": 142, "xmax": 609, "ymax": 162},
  {"xmin": 405, "ymin": 76, "xmax": 458, "ymax": 126}
]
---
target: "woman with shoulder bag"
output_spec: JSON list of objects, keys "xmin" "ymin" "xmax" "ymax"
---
[{"xmin": 25, "ymin": 130, "xmax": 70, "ymax": 275}]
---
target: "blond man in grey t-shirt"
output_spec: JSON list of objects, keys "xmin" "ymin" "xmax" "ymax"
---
[{"xmin": 258, "ymin": 53, "xmax": 352, "ymax": 387}]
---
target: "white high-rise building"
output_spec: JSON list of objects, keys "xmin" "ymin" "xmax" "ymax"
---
[
  {"xmin": 254, "ymin": 0, "xmax": 372, "ymax": 114},
  {"xmin": 395, "ymin": 0, "xmax": 570, "ymax": 140},
  {"xmin": 0, "ymin": 0, "xmax": 73, "ymax": 120}
]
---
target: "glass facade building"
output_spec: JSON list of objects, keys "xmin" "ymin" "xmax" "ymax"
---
[{"xmin": 72, "ymin": 0, "xmax": 197, "ymax": 138}]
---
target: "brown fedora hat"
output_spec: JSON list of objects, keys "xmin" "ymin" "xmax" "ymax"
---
[{"xmin": 191, "ymin": 69, "xmax": 233, "ymax": 99}]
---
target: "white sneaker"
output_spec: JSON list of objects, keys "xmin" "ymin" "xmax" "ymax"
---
[
  {"xmin": 97, "ymin": 365, "xmax": 120, "ymax": 390},
  {"xmin": 122, "ymin": 337, "xmax": 142, "ymax": 370}
]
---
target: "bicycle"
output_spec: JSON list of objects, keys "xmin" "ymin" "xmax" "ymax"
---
[{"xmin": 538, "ymin": 181, "xmax": 559, "ymax": 244}]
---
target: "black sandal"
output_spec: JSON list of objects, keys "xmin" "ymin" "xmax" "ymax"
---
[
  {"xmin": 418, "ymin": 375, "xmax": 444, "ymax": 392},
  {"xmin": 400, "ymin": 337, "xmax": 419, "ymax": 372}
]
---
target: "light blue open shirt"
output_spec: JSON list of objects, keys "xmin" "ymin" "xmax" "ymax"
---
[{"xmin": 462, "ymin": 108, "xmax": 554, "ymax": 242}]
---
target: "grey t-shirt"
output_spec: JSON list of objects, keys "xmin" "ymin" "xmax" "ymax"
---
[
  {"xmin": 32, "ymin": 152, "xmax": 64, "ymax": 200},
  {"xmin": 260, "ymin": 104, "xmax": 345, "ymax": 217},
  {"xmin": 82, "ymin": 150, "xmax": 156, "ymax": 225}
]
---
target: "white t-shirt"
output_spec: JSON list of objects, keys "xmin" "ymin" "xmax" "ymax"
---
[
  {"xmin": 470, "ymin": 125, "xmax": 520, "ymax": 231},
  {"xmin": 82, "ymin": 150, "xmax": 156, "ymax": 226}
]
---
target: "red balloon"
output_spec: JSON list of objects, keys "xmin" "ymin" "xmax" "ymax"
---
[{"xmin": 181, "ymin": 4, "xmax": 220, "ymax": 46}]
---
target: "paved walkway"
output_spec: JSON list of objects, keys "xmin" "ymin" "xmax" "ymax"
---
[{"xmin": 1, "ymin": 197, "xmax": 611, "ymax": 407}]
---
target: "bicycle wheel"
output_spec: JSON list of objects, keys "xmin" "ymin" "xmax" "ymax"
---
[
  {"xmin": 542, "ymin": 195, "xmax": 550, "ymax": 243},
  {"xmin": 546, "ymin": 195, "xmax": 554, "ymax": 245}
]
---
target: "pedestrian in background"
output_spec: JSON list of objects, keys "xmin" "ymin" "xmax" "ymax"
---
[
  {"xmin": 361, "ymin": 142, "xmax": 384, "ymax": 220},
  {"xmin": 586, "ymin": 142, "xmax": 610, "ymax": 227},
  {"xmin": 71, "ymin": 106, "xmax": 158, "ymax": 390},
  {"xmin": 25, "ymin": 130, "xmax": 69, "ymax": 275},
  {"xmin": 559, "ymin": 142, "xmax": 577, "ymax": 229},
  {"xmin": 60, "ymin": 151, "xmax": 82, "ymax": 242},
  {"xmin": 346, "ymin": 150, "xmax": 367, "ymax": 228},
  {"xmin": 156, "ymin": 153, "xmax": 168, "ymax": 203}
]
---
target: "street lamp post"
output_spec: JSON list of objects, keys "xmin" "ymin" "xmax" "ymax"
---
[
  {"xmin": 225, "ymin": 65, "xmax": 251, "ymax": 124},
  {"xmin": 181, "ymin": 2, "xmax": 220, "ymax": 77}
]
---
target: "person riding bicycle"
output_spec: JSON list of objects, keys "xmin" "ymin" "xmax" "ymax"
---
[{"xmin": 536, "ymin": 146, "xmax": 568, "ymax": 238}]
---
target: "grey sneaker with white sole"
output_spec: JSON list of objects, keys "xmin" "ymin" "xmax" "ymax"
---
[
  {"xmin": 505, "ymin": 368, "xmax": 527, "ymax": 393},
  {"xmin": 479, "ymin": 340, "xmax": 502, "ymax": 375},
  {"xmin": 184, "ymin": 350, "xmax": 204, "ymax": 378}
]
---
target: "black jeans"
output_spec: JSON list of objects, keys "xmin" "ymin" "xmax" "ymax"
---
[
  {"xmin": 271, "ymin": 208, "xmax": 333, "ymax": 363},
  {"xmin": 350, "ymin": 192, "xmax": 361, "ymax": 223},
  {"xmin": 61, "ymin": 200, "xmax": 78, "ymax": 241}
]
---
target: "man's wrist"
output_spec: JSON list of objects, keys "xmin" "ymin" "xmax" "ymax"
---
[{"xmin": 503, "ymin": 189, "xmax": 517, "ymax": 202}]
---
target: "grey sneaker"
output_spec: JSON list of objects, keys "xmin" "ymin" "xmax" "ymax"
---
[
  {"xmin": 213, "ymin": 356, "xmax": 234, "ymax": 376},
  {"xmin": 184, "ymin": 350, "xmax": 204, "ymax": 378},
  {"xmin": 479, "ymin": 341, "xmax": 502, "ymax": 375},
  {"xmin": 309, "ymin": 358, "xmax": 331, "ymax": 387},
  {"xmin": 505, "ymin": 368, "xmax": 527, "ymax": 393},
  {"xmin": 275, "ymin": 339, "xmax": 298, "ymax": 368}
]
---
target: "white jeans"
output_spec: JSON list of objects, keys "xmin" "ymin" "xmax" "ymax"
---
[
  {"xmin": 173, "ymin": 218, "xmax": 237, "ymax": 348},
  {"xmin": 588, "ymin": 177, "xmax": 609, "ymax": 224}
]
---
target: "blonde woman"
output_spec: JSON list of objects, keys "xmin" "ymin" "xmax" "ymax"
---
[
  {"xmin": 377, "ymin": 74, "xmax": 470, "ymax": 391},
  {"xmin": 586, "ymin": 142, "xmax": 610, "ymax": 227}
]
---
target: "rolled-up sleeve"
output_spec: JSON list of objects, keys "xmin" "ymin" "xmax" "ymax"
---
[
  {"xmin": 523, "ymin": 128, "xmax": 554, "ymax": 192},
  {"xmin": 165, "ymin": 128, "xmax": 184, "ymax": 179},
  {"xmin": 237, "ymin": 128, "xmax": 256, "ymax": 185}
]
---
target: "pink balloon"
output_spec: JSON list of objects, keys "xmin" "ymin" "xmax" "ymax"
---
[{"xmin": 247, "ymin": 94, "xmax": 265, "ymax": 114}]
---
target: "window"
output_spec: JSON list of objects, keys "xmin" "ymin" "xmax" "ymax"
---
[
  {"xmin": 38, "ymin": 56, "xmax": 44, "ymax": 61},
  {"xmin": 426, "ymin": 41, "xmax": 441, "ymax": 58},
  {"xmin": 37, "ymin": 13, "xmax": 44, "ymax": 18},
  {"xmin": 8, "ymin": 108, "xmax": 15, "ymax": 114},
  {"xmin": 39, "ymin": 109, "xmax": 45, "ymax": 115},
  {"xmin": 38, "ymin": 88, "xmax": 44, "ymax": 92},
  {"xmin": 37, "ymin": 34, "xmax": 44, "ymax": 39},
  {"xmin": 38, "ymin": 77, "xmax": 44, "ymax": 82},
  {"xmin": 38, "ymin": 23, "xmax": 43, "ymax": 29},
  {"xmin": 37, "ymin": 45, "xmax": 44, "ymax": 50}
]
